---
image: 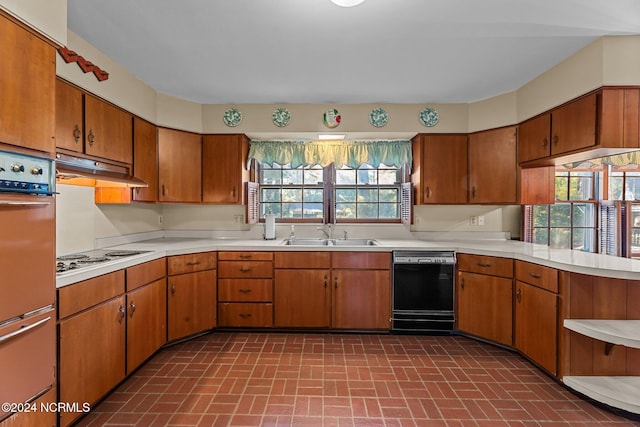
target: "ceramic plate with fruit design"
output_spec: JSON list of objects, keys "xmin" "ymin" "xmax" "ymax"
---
[{"xmin": 323, "ymin": 108, "xmax": 341, "ymax": 128}]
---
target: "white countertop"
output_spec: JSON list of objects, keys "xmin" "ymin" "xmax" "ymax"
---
[{"xmin": 55, "ymin": 235, "xmax": 640, "ymax": 288}]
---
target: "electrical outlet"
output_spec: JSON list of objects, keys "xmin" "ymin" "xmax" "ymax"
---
[
  {"xmin": 158, "ymin": 215, "xmax": 163, "ymax": 225},
  {"xmin": 470, "ymin": 216, "xmax": 477, "ymax": 226},
  {"xmin": 478, "ymin": 215, "xmax": 485, "ymax": 226},
  {"xmin": 234, "ymin": 214, "xmax": 243, "ymax": 223}
]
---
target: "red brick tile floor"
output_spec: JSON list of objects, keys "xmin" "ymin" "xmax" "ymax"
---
[{"xmin": 76, "ymin": 333, "xmax": 640, "ymax": 427}]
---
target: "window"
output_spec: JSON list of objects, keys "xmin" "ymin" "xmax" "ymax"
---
[
  {"xmin": 608, "ymin": 166, "xmax": 640, "ymax": 201},
  {"xmin": 258, "ymin": 162, "xmax": 404, "ymax": 223},
  {"xmin": 524, "ymin": 169, "xmax": 597, "ymax": 252}
]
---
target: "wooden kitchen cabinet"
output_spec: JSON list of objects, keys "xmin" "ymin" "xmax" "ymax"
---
[
  {"xmin": 468, "ymin": 126, "xmax": 518, "ymax": 204},
  {"xmin": 217, "ymin": 251, "xmax": 273, "ymax": 327},
  {"xmin": 598, "ymin": 88, "xmax": 640, "ymax": 150},
  {"xmin": 158, "ymin": 128, "xmax": 202, "ymax": 203},
  {"xmin": 274, "ymin": 252, "xmax": 331, "ymax": 328},
  {"xmin": 0, "ymin": 387, "xmax": 57, "ymax": 427},
  {"xmin": 57, "ymin": 270, "xmax": 126, "ymax": 426},
  {"xmin": 167, "ymin": 252, "xmax": 217, "ymax": 341},
  {"xmin": 125, "ymin": 258, "xmax": 167, "ymax": 373},
  {"xmin": 55, "ymin": 78, "xmax": 84, "ymax": 153},
  {"xmin": 514, "ymin": 260, "xmax": 558, "ymax": 375},
  {"xmin": 457, "ymin": 254, "xmax": 513, "ymax": 346},
  {"xmin": 412, "ymin": 134, "xmax": 468, "ymax": 204},
  {"xmin": 202, "ymin": 134, "xmax": 250, "ymax": 204},
  {"xmin": 132, "ymin": 117, "xmax": 159, "ymax": 202},
  {"xmin": 331, "ymin": 252, "xmax": 391, "ymax": 330},
  {"xmin": 84, "ymin": 94, "xmax": 133, "ymax": 164},
  {"xmin": 0, "ymin": 15, "xmax": 55, "ymax": 154}
]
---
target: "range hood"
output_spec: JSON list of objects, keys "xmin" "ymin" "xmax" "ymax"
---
[{"xmin": 55, "ymin": 152, "xmax": 148, "ymax": 187}]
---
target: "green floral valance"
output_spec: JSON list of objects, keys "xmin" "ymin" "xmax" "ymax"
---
[{"xmin": 247, "ymin": 140, "xmax": 412, "ymax": 169}]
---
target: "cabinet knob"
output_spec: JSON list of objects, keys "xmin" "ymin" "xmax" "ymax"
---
[
  {"xmin": 232, "ymin": 186, "xmax": 236, "ymax": 198},
  {"xmin": 334, "ymin": 276, "xmax": 338, "ymax": 288},
  {"xmin": 170, "ymin": 283, "xmax": 176, "ymax": 295},
  {"xmin": 324, "ymin": 276, "xmax": 328, "ymax": 288},
  {"xmin": 516, "ymin": 288, "xmax": 522, "ymax": 303},
  {"xmin": 426, "ymin": 187, "xmax": 432, "ymax": 199},
  {"xmin": 552, "ymin": 135, "xmax": 559, "ymax": 146},
  {"xmin": 461, "ymin": 278, "xmax": 464, "ymax": 289},
  {"xmin": 73, "ymin": 124, "xmax": 81, "ymax": 143},
  {"xmin": 542, "ymin": 137, "xmax": 548, "ymax": 149},
  {"xmin": 471, "ymin": 186, "xmax": 476, "ymax": 199},
  {"xmin": 118, "ymin": 305, "xmax": 126, "ymax": 323},
  {"xmin": 87, "ymin": 129, "xmax": 95, "ymax": 147},
  {"xmin": 129, "ymin": 300, "xmax": 136, "ymax": 317}
]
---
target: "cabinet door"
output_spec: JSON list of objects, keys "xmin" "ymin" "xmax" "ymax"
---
[
  {"xmin": 421, "ymin": 134, "xmax": 468, "ymax": 204},
  {"xmin": 158, "ymin": 128, "xmax": 202, "ymax": 203},
  {"xmin": 333, "ymin": 270, "xmax": 391, "ymax": 330},
  {"xmin": 167, "ymin": 270, "xmax": 216, "ymax": 341},
  {"xmin": 126, "ymin": 279, "xmax": 167, "ymax": 374},
  {"xmin": 551, "ymin": 94, "xmax": 597, "ymax": 156},
  {"xmin": 457, "ymin": 271, "xmax": 512, "ymax": 346},
  {"xmin": 518, "ymin": 113, "xmax": 551, "ymax": 163},
  {"xmin": 84, "ymin": 95, "xmax": 133, "ymax": 164},
  {"xmin": 274, "ymin": 269, "xmax": 330, "ymax": 327},
  {"xmin": 0, "ymin": 16, "xmax": 55, "ymax": 153},
  {"xmin": 515, "ymin": 280, "xmax": 558, "ymax": 375},
  {"xmin": 132, "ymin": 117, "xmax": 158, "ymax": 202},
  {"xmin": 55, "ymin": 79, "xmax": 84, "ymax": 153},
  {"xmin": 468, "ymin": 126, "xmax": 517, "ymax": 204},
  {"xmin": 202, "ymin": 134, "xmax": 249, "ymax": 204},
  {"xmin": 58, "ymin": 296, "xmax": 126, "ymax": 426}
]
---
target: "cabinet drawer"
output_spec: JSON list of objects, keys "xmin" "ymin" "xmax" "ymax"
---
[
  {"xmin": 218, "ymin": 251, "xmax": 273, "ymax": 261},
  {"xmin": 218, "ymin": 261, "xmax": 273, "ymax": 278},
  {"xmin": 167, "ymin": 252, "xmax": 216, "ymax": 275},
  {"xmin": 515, "ymin": 260, "xmax": 558, "ymax": 293},
  {"xmin": 126, "ymin": 258, "xmax": 166, "ymax": 291},
  {"xmin": 218, "ymin": 279, "xmax": 273, "ymax": 302},
  {"xmin": 457, "ymin": 254, "xmax": 513, "ymax": 278},
  {"xmin": 58, "ymin": 270, "xmax": 125, "ymax": 319},
  {"xmin": 218, "ymin": 303, "xmax": 273, "ymax": 327},
  {"xmin": 331, "ymin": 252, "xmax": 391, "ymax": 269},
  {"xmin": 274, "ymin": 251, "xmax": 331, "ymax": 269}
]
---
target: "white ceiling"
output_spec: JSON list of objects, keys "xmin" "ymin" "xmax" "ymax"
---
[{"xmin": 67, "ymin": 0, "xmax": 640, "ymax": 105}]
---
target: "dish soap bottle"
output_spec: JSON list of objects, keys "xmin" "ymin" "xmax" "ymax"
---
[{"xmin": 289, "ymin": 224, "xmax": 296, "ymax": 241}]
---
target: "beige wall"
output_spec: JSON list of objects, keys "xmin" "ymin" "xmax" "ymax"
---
[{"xmin": 0, "ymin": 0, "xmax": 66, "ymax": 45}]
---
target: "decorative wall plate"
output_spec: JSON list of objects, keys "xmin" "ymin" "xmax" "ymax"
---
[
  {"xmin": 323, "ymin": 108, "xmax": 341, "ymax": 128},
  {"xmin": 369, "ymin": 107, "xmax": 388, "ymax": 127},
  {"xmin": 419, "ymin": 107, "xmax": 439, "ymax": 127},
  {"xmin": 272, "ymin": 108, "xmax": 291, "ymax": 127},
  {"xmin": 223, "ymin": 108, "xmax": 242, "ymax": 127}
]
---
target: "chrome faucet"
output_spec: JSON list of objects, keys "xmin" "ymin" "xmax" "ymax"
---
[{"xmin": 317, "ymin": 224, "xmax": 333, "ymax": 240}]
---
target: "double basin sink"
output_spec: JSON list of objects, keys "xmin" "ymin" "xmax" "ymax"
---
[{"xmin": 283, "ymin": 238, "xmax": 379, "ymax": 247}]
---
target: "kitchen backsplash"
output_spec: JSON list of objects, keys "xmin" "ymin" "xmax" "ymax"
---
[{"xmin": 55, "ymin": 184, "xmax": 521, "ymax": 255}]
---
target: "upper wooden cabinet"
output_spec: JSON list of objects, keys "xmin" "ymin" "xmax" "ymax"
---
[
  {"xmin": 202, "ymin": 134, "xmax": 250, "ymax": 204},
  {"xmin": 412, "ymin": 134, "xmax": 468, "ymax": 204},
  {"xmin": 55, "ymin": 79, "xmax": 133, "ymax": 164},
  {"xmin": 468, "ymin": 126, "xmax": 518, "ymax": 204},
  {"xmin": 158, "ymin": 128, "xmax": 202, "ymax": 203},
  {"xmin": 0, "ymin": 16, "xmax": 55, "ymax": 154},
  {"xmin": 132, "ymin": 117, "xmax": 158, "ymax": 202},
  {"xmin": 599, "ymin": 88, "xmax": 640, "ymax": 150}
]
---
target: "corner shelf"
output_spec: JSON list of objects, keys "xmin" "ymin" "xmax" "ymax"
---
[{"xmin": 563, "ymin": 319, "xmax": 640, "ymax": 415}]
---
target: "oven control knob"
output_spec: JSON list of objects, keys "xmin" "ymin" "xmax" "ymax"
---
[
  {"xmin": 11, "ymin": 163, "xmax": 24, "ymax": 173},
  {"xmin": 30, "ymin": 166, "xmax": 43, "ymax": 175}
]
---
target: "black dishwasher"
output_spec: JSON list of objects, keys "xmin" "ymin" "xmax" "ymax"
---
[{"xmin": 392, "ymin": 251, "xmax": 456, "ymax": 333}]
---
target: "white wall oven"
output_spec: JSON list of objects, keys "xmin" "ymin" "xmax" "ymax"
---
[{"xmin": 0, "ymin": 146, "xmax": 56, "ymax": 422}]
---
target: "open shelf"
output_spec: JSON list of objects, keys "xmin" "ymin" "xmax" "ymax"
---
[
  {"xmin": 563, "ymin": 376, "xmax": 640, "ymax": 414},
  {"xmin": 563, "ymin": 319, "xmax": 640, "ymax": 349}
]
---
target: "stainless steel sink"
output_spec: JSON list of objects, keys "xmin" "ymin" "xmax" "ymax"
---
[
  {"xmin": 332, "ymin": 239, "xmax": 378, "ymax": 246},
  {"xmin": 283, "ymin": 238, "xmax": 378, "ymax": 246},
  {"xmin": 283, "ymin": 238, "xmax": 331, "ymax": 246}
]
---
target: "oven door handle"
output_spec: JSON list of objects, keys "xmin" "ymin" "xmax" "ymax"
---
[
  {"xmin": 0, "ymin": 316, "xmax": 51, "ymax": 345},
  {"xmin": 0, "ymin": 200, "xmax": 52, "ymax": 206}
]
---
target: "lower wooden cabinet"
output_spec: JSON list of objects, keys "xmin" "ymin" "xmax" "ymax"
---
[
  {"xmin": 274, "ymin": 268, "xmax": 331, "ymax": 328},
  {"xmin": 58, "ymin": 294, "xmax": 126, "ymax": 426},
  {"xmin": 332, "ymin": 269, "xmax": 391, "ymax": 330},
  {"xmin": 514, "ymin": 280, "xmax": 558, "ymax": 375},
  {"xmin": 457, "ymin": 271, "xmax": 513, "ymax": 346},
  {"xmin": 167, "ymin": 269, "xmax": 217, "ymax": 341},
  {"xmin": 456, "ymin": 254, "xmax": 514, "ymax": 346},
  {"xmin": 218, "ymin": 303, "xmax": 273, "ymax": 327},
  {"xmin": 126, "ymin": 279, "xmax": 166, "ymax": 373},
  {"xmin": 0, "ymin": 387, "xmax": 57, "ymax": 427}
]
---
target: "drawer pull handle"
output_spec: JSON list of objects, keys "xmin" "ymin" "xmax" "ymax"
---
[
  {"xmin": 461, "ymin": 279, "xmax": 464, "ymax": 289},
  {"xmin": 240, "ymin": 267, "xmax": 252, "ymax": 273},
  {"xmin": 542, "ymin": 137, "xmax": 548, "ymax": 149},
  {"xmin": 0, "ymin": 316, "xmax": 50, "ymax": 344},
  {"xmin": 171, "ymin": 283, "xmax": 176, "ymax": 295},
  {"xmin": 118, "ymin": 305, "xmax": 126, "ymax": 323},
  {"xmin": 73, "ymin": 124, "xmax": 81, "ymax": 143},
  {"xmin": 87, "ymin": 129, "xmax": 95, "ymax": 146},
  {"xmin": 528, "ymin": 272, "xmax": 542, "ymax": 279},
  {"xmin": 239, "ymin": 289, "xmax": 252, "ymax": 294},
  {"xmin": 239, "ymin": 254, "xmax": 252, "ymax": 259},
  {"xmin": 552, "ymin": 134, "xmax": 559, "ymax": 146},
  {"xmin": 516, "ymin": 288, "xmax": 522, "ymax": 303},
  {"xmin": 129, "ymin": 301, "xmax": 136, "ymax": 317},
  {"xmin": 186, "ymin": 261, "xmax": 201, "ymax": 266},
  {"xmin": 477, "ymin": 263, "xmax": 492, "ymax": 268},
  {"xmin": 239, "ymin": 313, "xmax": 252, "ymax": 319},
  {"xmin": 324, "ymin": 276, "xmax": 328, "ymax": 288}
]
